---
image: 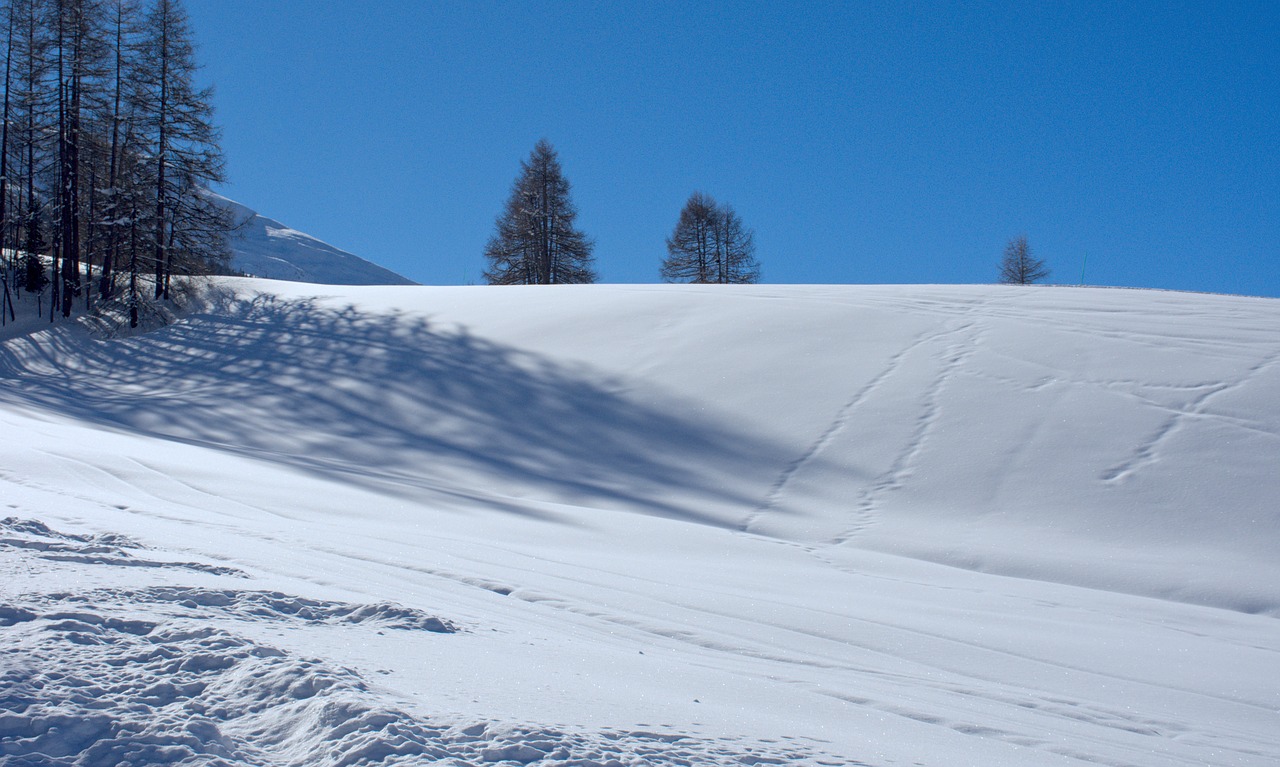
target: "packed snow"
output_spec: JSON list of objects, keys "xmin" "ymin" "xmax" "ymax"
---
[{"xmin": 2, "ymin": 280, "xmax": 1278, "ymax": 767}]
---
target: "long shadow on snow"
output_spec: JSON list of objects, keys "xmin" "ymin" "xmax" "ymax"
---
[{"xmin": 0, "ymin": 292, "xmax": 796, "ymax": 528}]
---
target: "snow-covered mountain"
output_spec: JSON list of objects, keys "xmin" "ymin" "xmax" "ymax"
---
[
  {"xmin": 2, "ymin": 281, "xmax": 1278, "ymax": 766},
  {"xmin": 215, "ymin": 193, "xmax": 415, "ymax": 285}
]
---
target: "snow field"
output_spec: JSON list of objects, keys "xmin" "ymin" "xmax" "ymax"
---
[{"xmin": 2, "ymin": 280, "xmax": 1279, "ymax": 766}]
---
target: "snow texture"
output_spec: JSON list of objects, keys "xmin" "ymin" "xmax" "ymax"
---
[
  {"xmin": 213, "ymin": 194, "xmax": 416, "ymax": 286},
  {"xmin": 2, "ymin": 280, "xmax": 1279, "ymax": 767}
]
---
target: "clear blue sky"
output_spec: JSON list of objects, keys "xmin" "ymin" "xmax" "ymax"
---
[{"xmin": 186, "ymin": 1, "xmax": 1278, "ymax": 296}]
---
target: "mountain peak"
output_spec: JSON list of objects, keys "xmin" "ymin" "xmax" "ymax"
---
[{"xmin": 213, "ymin": 193, "xmax": 416, "ymax": 286}]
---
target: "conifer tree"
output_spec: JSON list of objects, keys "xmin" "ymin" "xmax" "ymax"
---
[
  {"xmin": 94, "ymin": 0, "xmax": 141, "ymax": 301},
  {"xmin": 54, "ymin": 0, "xmax": 109, "ymax": 316},
  {"xmin": 483, "ymin": 139, "xmax": 595, "ymax": 285},
  {"xmin": 136, "ymin": 0, "xmax": 227, "ymax": 304},
  {"xmin": 0, "ymin": 0, "xmax": 229, "ymax": 324},
  {"xmin": 998, "ymin": 235, "xmax": 1050, "ymax": 285},
  {"xmin": 661, "ymin": 191, "xmax": 716, "ymax": 283},
  {"xmin": 709, "ymin": 201, "xmax": 758, "ymax": 284},
  {"xmin": 7, "ymin": 0, "xmax": 52, "ymax": 301},
  {"xmin": 1, "ymin": 0, "xmax": 14, "ymax": 322},
  {"xmin": 662, "ymin": 192, "xmax": 760, "ymax": 284}
]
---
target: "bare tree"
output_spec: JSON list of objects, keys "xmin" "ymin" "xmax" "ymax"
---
[
  {"xmin": 135, "ymin": 0, "xmax": 227, "ymax": 308},
  {"xmin": 483, "ymin": 139, "xmax": 595, "ymax": 285},
  {"xmin": 998, "ymin": 235, "xmax": 1049, "ymax": 285},
  {"xmin": 93, "ymin": 0, "xmax": 140, "ymax": 302},
  {"xmin": 661, "ymin": 191, "xmax": 716, "ymax": 283},
  {"xmin": 662, "ymin": 192, "xmax": 760, "ymax": 284},
  {"xmin": 710, "ymin": 201, "xmax": 759, "ymax": 284},
  {"xmin": 54, "ymin": 0, "xmax": 110, "ymax": 317},
  {"xmin": 0, "ymin": 0, "xmax": 15, "ymax": 323},
  {"xmin": 7, "ymin": 0, "xmax": 53, "ymax": 305}
]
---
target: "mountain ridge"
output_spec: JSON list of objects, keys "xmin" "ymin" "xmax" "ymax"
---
[{"xmin": 213, "ymin": 193, "xmax": 416, "ymax": 286}]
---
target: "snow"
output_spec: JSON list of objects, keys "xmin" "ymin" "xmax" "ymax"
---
[
  {"xmin": 213, "ymin": 194, "xmax": 416, "ymax": 286},
  {"xmin": 2, "ymin": 280, "xmax": 1278, "ymax": 766}
]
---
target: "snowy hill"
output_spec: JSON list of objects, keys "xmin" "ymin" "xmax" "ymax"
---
[
  {"xmin": 2, "ymin": 281, "xmax": 1278, "ymax": 767},
  {"xmin": 216, "ymin": 194, "xmax": 415, "ymax": 285}
]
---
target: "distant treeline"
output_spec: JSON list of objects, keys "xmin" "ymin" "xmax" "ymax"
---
[{"xmin": 0, "ymin": 0, "xmax": 228, "ymax": 329}]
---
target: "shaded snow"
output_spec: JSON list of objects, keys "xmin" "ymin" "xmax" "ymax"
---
[
  {"xmin": 2, "ymin": 280, "xmax": 1278, "ymax": 766},
  {"xmin": 214, "ymin": 194, "xmax": 415, "ymax": 286}
]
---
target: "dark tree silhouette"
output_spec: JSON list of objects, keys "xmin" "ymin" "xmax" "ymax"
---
[
  {"xmin": 0, "ymin": 0, "xmax": 227, "ymax": 326},
  {"xmin": 662, "ymin": 191, "xmax": 759, "ymax": 284},
  {"xmin": 137, "ymin": 0, "xmax": 227, "ymax": 305},
  {"xmin": 661, "ymin": 191, "xmax": 716, "ymax": 283},
  {"xmin": 483, "ymin": 139, "xmax": 595, "ymax": 285},
  {"xmin": 998, "ymin": 235, "xmax": 1049, "ymax": 285}
]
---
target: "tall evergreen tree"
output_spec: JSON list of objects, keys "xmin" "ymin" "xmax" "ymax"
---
[
  {"xmin": 662, "ymin": 192, "xmax": 760, "ymax": 284},
  {"xmin": 1, "ymin": 0, "xmax": 15, "ymax": 323},
  {"xmin": 8, "ymin": 0, "xmax": 52, "ymax": 300},
  {"xmin": 661, "ymin": 191, "xmax": 716, "ymax": 283},
  {"xmin": 0, "ymin": 0, "xmax": 227, "ymax": 325},
  {"xmin": 483, "ymin": 139, "xmax": 595, "ymax": 285},
  {"xmin": 709, "ymin": 201, "xmax": 758, "ymax": 284},
  {"xmin": 54, "ymin": 0, "xmax": 108, "ymax": 317},
  {"xmin": 94, "ymin": 0, "xmax": 140, "ymax": 302},
  {"xmin": 135, "ymin": 0, "xmax": 226, "ymax": 307},
  {"xmin": 998, "ymin": 235, "xmax": 1049, "ymax": 285}
]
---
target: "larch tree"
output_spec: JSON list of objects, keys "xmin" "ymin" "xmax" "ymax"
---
[
  {"xmin": 709, "ymin": 201, "xmax": 759, "ymax": 284},
  {"xmin": 8, "ymin": 0, "xmax": 53, "ymax": 302},
  {"xmin": 998, "ymin": 235, "xmax": 1050, "ymax": 285},
  {"xmin": 483, "ymin": 139, "xmax": 595, "ymax": 285},
  {"xmin": 662, "ymin": 192, "xmax": 760, "ymax": 284},
  {"xmin": 0, "ymin": 0, "xmax": 227, "ymax": 326},
  {"xmin": 661, "ymin": 191, "xmax": 717, "ymax": 283},
  {"xmin": 137, "ymin": 0, "xmax": 227, "ymax": 305},
  {"xmin": 93, "ymin": 0, "xmax": 141, "ymax": 302},
  {"xmin": 1, "ymin": 0, "xmax": 15, "ymax": 323},
  {"xmin": 54, "ymin": 0, "xmax": 109, "ymax": 317}
]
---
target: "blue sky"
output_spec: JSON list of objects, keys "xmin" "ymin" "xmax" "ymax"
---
[{"xmin": 186, "ymin": 1, "xmax": 1278, "ymax": 296}]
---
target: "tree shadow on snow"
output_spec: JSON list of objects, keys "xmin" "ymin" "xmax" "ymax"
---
[{"xmin": 0, "ymin": 291, "xmax": 799, "ymax": 529}]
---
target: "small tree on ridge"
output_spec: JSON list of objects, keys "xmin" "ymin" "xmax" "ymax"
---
[
  {"xmin": 998, "ymin": 235, "xmax": 1049, "ymax": 285},
  {"xmin": 483, "ymin": 139, "xmax": 595, "ymax": 285},
  {"xmin": 662, "ymin": 192, "xmax": 759, "ymax": 284}
]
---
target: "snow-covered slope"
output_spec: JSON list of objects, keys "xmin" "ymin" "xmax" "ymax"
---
[
  {"xmin": 2, "ymin": 281, "xmax": 1278, "ymax": 767},
  {"xmin": 216, "ymin": 194, "xmax": 415, "ymax": 285}
]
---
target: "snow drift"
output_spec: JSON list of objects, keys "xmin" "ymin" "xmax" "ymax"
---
[{"xmin": 2, "ymin": 280, "xmax": 1278, "ymax": 767}]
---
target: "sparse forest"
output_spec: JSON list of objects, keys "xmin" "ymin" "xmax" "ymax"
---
[{"xmin": 0, "ymin": 0, "xmax": 228, "ymax": 329}]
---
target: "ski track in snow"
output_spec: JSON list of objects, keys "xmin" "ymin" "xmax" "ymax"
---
[
  {"xmin": 5, "ymin": 283, "xmax": 1280, "ymax": 767},
  {"xmin": 0, "ymin": 517, "xmax": 244, "ymax": 578},
  {"xmin": 0, "ymin": 518, "xmax": 851, "ymax": 767},
  {"xmin": 311, "ymin": 536, "xmax": 1278, "ymax": 767},
  {"xmin": 829, "ymin": 316, "xmax": 985, "ymax": 546},
  {"xmin": 744, "ymin": 292, "xmax": 989, "ymax": 545},
  {"xmin": 1101, "ymin": 348, "xmax": 1280, "ymax": 482},
  {"xmin": 741, "ymin": 323, "xmax": 942, "ymax": 534}
]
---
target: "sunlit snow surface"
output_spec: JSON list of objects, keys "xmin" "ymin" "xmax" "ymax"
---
[
  {"xmin": 215, "ymin": 194, "xmax": 416, "ymax": 286},
  {"xmin": 2, "ymin": 281, "xmax": 1278, "ymax": 767}
]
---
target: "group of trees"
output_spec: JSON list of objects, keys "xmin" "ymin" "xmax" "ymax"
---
[
  {"xmin": 0, "ymin": 0, "xmax": 227, "ymax": 329},
  {"xmin": 660, "ymin": 191, "xmax": 759, "ymax": 284},
  {"xmin": 483, "ymin": 140, "xmax": 760, "ymax": 285},
  {"xmin": 483, "ymin": 141, "xmax": 1058, "ymax": 288}
]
